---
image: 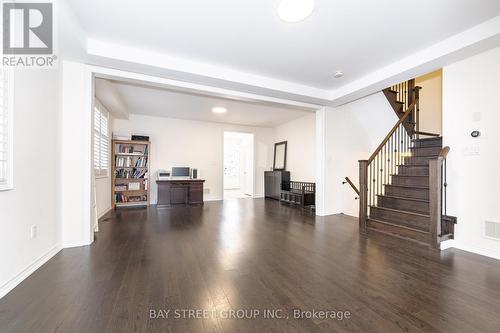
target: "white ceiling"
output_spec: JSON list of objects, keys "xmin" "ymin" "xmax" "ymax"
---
[
  {"xmin": 69, "ymin": 0, "xmax": 500, "ymax": 90},
  {"xmin": 95, "ymin": 79, "xmax": 314, "ymax": 127}
]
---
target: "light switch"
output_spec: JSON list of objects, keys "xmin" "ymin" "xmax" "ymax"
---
[
  {"xmin": 472, "ymin": 112, "xmax": 482, "ymax": 122},
  {"xmin": 463, "ymin": 146, "xmax": 480, "ymax": 156}
]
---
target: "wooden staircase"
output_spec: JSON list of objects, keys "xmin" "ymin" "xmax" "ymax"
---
[
  {"xmin": 368, "ymin": 137, "xmax": 443, "ymax": 246},
  {"xmin": 358, "ymin": 80, "xmax": 456, "ymax": 249}
]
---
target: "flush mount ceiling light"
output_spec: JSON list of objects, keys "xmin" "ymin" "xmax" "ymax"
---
[
  {"xmin": 278, "ymin": 0, "xmax": 315, "ymax": 23},
  {"xmin": 212, "ymin": 107, "xmax": 227, "ymax": 114},
  {"xmin": 334, "ymin": 71, "xmax": 344, "ymax": 78}
]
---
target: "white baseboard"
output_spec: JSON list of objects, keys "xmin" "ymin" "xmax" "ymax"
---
[
  {"xmin": 62, "ymin": 239, "xmax": 92, "ymax": 248},
  {"xmin": 316, "ymin": 209, "xmax": 341, "ymax": 217},
  {"xmin": 440, "ymin": 239, "xmax": 456, "ymax": 250},
  {"xmin": 447, "ymin": 241, "xmax": 500, "ymax": 261},
  {"xmin": 97, "ymin": 206, "xmax": 112, "ymax": 219},
  {"xmin": 0, "ymin": 243, "xmax": 62, "ymax": 299},
  {"xmin": 205, "ymin": 198, "xmax": 222, "ymax": 202}
]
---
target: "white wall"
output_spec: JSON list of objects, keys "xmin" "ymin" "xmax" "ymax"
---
[
  {"xmin": 273, "ymin": 113, "xmax": 316, "ymax": 182},
  {"xmin": 94, "ymin": 100, "xmax": 113, "ymax": 218},
  {"xmin": 322, "ymin": 93, "xmax": 398, "ymax": 216},
  {"xmin": 60, "ymin": 61, "xmax": 94, "ymax": 248},
  {"xmin": 0, "ymin": 69, "xmax": 62, "ymax": 298},
  {"xmin": 113, "ymin": 114, "xmax": 274, "ymax": 203},
  {"xmin": 443, "ymin": 46, "xmax": 500, "ymax": 259},
  {"xmin": 416, "ymin": 70, "xmax": 442, "ymax": 135}
]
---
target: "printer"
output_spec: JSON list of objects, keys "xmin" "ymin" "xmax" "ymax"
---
[{"xmin": 157, "ymin": 169, "xmax": 171, "ymax": 181}]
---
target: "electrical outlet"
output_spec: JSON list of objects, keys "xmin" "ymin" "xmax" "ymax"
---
[{"xmin": 30, "ymin": 225, "xmax": 37, "ymax": 239}]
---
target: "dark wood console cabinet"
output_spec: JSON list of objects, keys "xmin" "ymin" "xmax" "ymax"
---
[
  {"xmin": 156, "ymin": 179, "xmax": 205, "ymax": 207},
  {"xmin": 264, "ymin": 171, "xmax": 290, "ymax": 200}
]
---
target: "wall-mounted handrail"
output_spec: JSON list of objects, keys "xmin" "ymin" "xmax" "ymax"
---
[
  {"xmin": 439, "ymin": 146, "xmax": 450, "ymax": 159},
  {"xmin": 343, "ymin": 177, "xmax": 360, "ymax": 195}
]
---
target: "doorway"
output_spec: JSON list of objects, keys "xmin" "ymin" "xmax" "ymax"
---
[{"xmin": 223, "ymin": 132, "xmax": 254, "ymax": 200}]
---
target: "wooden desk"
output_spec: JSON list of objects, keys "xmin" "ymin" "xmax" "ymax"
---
[{"xmin": 156, "ymin": 179, "xmax": 205, "ymax": 207}]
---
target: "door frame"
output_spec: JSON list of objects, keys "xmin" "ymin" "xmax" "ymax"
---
[
  {"xmin": 222, "ymin": 131, "xmax": 255, "ymax": 199},
  {"xmin": 62, "ymin": 62, "xmax": 321, "ymax": 248}
]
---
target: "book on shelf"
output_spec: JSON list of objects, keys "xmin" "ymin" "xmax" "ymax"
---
[
  {"xmin": 128, "ymin": 182, "xmax": 141, "ymax": 191},
  {"xmin": 115, "ymin": 185, "xmax": 128, "ymax": 191},
  {"xmin": 115, "ymin": 193, "xmax": 147, "ymax": 203},
  {"xmin": 114, "ymin": 168, "xmax": 148, "ymax": 179},
  {"xmin": 115, "ymin": 143, "xmax": 148, "ymax": 155},
  {"xmin": 115, "ymin": 156, "xmax": 148, "ymax": 167}
]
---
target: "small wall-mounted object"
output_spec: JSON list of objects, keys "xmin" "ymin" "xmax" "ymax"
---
[
  {"xmin": 472, "ymin": 112, "xmax": 482, "ymax": 122},
  {"xmin": 471, "ymin": 130, "xmax": 481, "ymax": 138},
  {"xmin": 484, "ymin": 219, "xmax": 500, "ymax": 241}
]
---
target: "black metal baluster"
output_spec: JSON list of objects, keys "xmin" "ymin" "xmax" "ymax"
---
[
  {"xmin": 389, "ymin": 139, "xmax": 392, "ymax": 186},
  {"xmin": 377, "ymin": 153, "xmax": 380, "ymax": 201},
  {"xmin": 370, "ymin": 162, "xmax": 374, "ymax": 206}
]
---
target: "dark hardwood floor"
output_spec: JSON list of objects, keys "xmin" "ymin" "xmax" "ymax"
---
[{"xmin": 1, "ymin": 199, "xmax": 500, "ymax": 332}]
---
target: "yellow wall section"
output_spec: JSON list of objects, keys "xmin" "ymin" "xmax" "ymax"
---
[{"xmin": 416, "ymin": 69, "xmax": 442, "ymax": 135}]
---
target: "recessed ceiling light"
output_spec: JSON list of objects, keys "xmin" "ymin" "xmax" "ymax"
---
[
  {"xmin": 334, "ymin": 71, "xmax": 344, "ymax": 78},
  {"xmin": 278, "ymin": 0, "xmax": 315, "ymax": 23},
  {"xmin": 212, "ymin": 107, "xmax": 227, "ymax": 114}
]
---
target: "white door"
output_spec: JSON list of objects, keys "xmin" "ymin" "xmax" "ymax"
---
[
  {"xmin": 224, "ymin": 137, "xmax": 241, "ymax": 189},
  {"xmin": 241, "ymin": 135, "xmax": 254, "ymax": 196}
]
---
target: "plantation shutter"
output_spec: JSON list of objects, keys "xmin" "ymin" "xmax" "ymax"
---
[
  {"xmin": 93, "ymin": 102, "xmax": 109, "ymax": 176},
  {"xmin": 0, "ymin": 68, "xmax": 12, "ymax": 189}
]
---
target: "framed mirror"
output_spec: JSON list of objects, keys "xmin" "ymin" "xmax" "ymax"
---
[{"xmin": 273, "ymin": 141, "xmax": 287, "ymax": 170}]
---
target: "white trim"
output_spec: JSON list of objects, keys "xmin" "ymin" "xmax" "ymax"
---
[
  {"xmin": 62, "ymin": 239, "xmax": 93, "ymax": 249},
  {"xmin": 87, "ymin": 38, "xmax": 330, "ymax": 102},
  {"xmin": 445, "ymin": 241, "xmax": 500, "ymax": 261},
  {"xmin": 97, "ymin": 206, "xmax": 112, "ymax": 220},
  {"xmin": 0, "ymin": 244, "xmax": 62, "ymax": 299},
  {"xmin": 85, "ymin": 15, "xmax": 500, "ymax": 106},
  {"xmin": 89, "ymin": 65, "xmax": 322, "ymax": 111},
  {"xmin": 0, "ymin": 67, "xmax": 14, "ymax": 191},
  {"xmin": 315, "ymin": 108, "xmax": 326, "ymax": 216}
]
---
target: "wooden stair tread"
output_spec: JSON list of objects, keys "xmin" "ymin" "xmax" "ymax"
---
[
  {"xmin": 369, "ymin": 205, "xmax": 430, "ymax": 218},
  {"xmin": 412, "ymin": 137, "xmax": 442, "ymax": 141},
  {"xmin": 368, "ymin": 218, "xmax": 429, "ymax": 234},
  {"xmin": 377, "ymin": 194, "xmax": 429, "ymax": 203},
  {"xmin": 367, "ymin": 219, "xmax": 430, "ymax": 246},
  {"xmin": 414, "ymin": 131, "xmax": 440, "ymax": 137},
  {"xmin": 410, "ymin": 146, "xmax": 441, "ymax": 150},
  {"xmin": 409, "ymin": 156, "xmax": 439, "ymax": 158},
  {"xmin": 385, "ymin": 184, "xmax": 429, "ymax": 190},
  {"xmin": 397, "ymin": 164, "xmax": 430, "ymax": 168}
]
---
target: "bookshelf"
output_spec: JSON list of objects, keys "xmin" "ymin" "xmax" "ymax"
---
[{"xmin": 112, "ymin": 140, "xmax": 150, "ymax": 208}]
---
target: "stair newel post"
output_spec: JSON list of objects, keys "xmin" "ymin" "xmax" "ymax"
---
[
  {"xmin": 429, "ymin": 157, "xmax": 443, "ymax": 249},
  {"xmin": 414, "ymin": 86, "xmax": 421, "ymax": 139},
  {"xmin": 359, "ymin": 160, "xmax": 369, "ymax": 234}
]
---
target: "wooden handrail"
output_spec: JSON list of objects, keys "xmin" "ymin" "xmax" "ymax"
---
[
  {"xmin": 343, "ymin": 177, "xmax": 360, "ymax": 195},
  {"xmin": 367, "ymin": 99, "xmax": 418, "ymax": 164},
  {"xmin": 439, "ymin": 146, "xmax": 450, "ymax": 159}
]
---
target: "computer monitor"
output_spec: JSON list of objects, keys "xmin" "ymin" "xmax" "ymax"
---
[{"xmin": 171, "ymin": 167, "xmax": 190, "ymax": 177}]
